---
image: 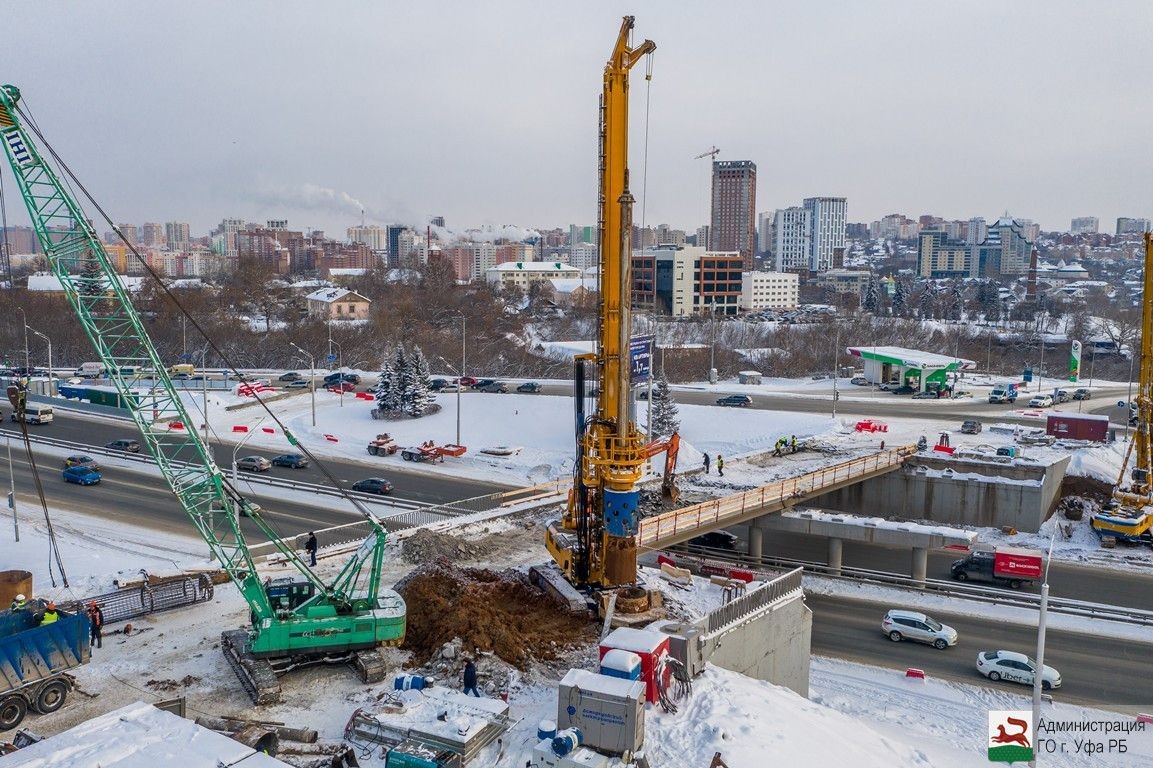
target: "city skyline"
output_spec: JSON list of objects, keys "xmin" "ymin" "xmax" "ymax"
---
[{"xmin": 4, "ymin": 2, "xmax": 1150, "ymax": 237}]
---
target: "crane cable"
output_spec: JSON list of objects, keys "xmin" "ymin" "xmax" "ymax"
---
[
  {"xmin": 639, "ymin": 50, "xmax": 654, "ymax": 236},
  {"xmin": 0, "ymin": 165, "xmax": 14, "ymax": 287},
  {"xmin": 12, "ymin": 97, "xmax": 388, "ymax": 544}
]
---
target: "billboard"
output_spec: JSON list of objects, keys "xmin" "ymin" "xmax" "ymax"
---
[
  {"xmin": 1069, "ymin": 340, "xmax": 1081, "ymax": 383},
  {"xmin": 993, "ymin": 547, "xmax": 1043, "ymax": 580},
  {"xmin": 629, "ymin": 335, "xmax": 654, "ymax": 383}
]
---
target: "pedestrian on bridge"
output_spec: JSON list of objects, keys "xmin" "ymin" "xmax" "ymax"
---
[
  {"xmin": 790, "ymin": 435, "xmax": 797, "ymax": 454},
  {"xmin": 716, "ymin": 455, "xmax": 724, "ymax": 477},
  {"xmin": 702, "ymin": 453, "xmax": 710, "ymax": 474},
  {"xmin": 305, "ymin": 532, "xmax": 318, "ymax": 566}
]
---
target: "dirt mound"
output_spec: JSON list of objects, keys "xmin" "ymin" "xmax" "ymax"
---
[
  {"xmin": 401, "ymin": 529, "xmax": 501, "ymax": 564},
  {"xmin": 1061, "ymin": 474, "xmax": 1111, "ymax": 501},
  {"xmin": 396, "ymin": 561, "xmax": 595, "ymax": 667}
]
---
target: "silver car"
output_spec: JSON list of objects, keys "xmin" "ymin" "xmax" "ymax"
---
[
  {"xmin": 881, "ymin": 609, "xmax": 958, "ymax": 650},
  {"xmin": 235, "ymin": 455, "xmax": 271, "ymax": 472}
]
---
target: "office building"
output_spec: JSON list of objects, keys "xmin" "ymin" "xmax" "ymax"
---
[
  {"xmin": 1070, "ymin": 217, "xmax": 1099, "ymax": 234},
  {"xmin": 773, "ymin": 207, "xmax": 811, "ymax": 272},
  {"xmin": 348, "ymin": 224, "xmax": 389, "ymax": 252},
  {"xmin": 164, "ymin": 222, "xmax": 191, "ymax": 251},
  {"xmin": 972, "ymin": 215, "xmax": 1033, "ymax": 277},
  {"xmin": 803, "ymin": 197, "xmax": 846, "ymax": 274},
  {"xmin": 709, "ymin": 160, "xmax": 757, "ymax": 269},
  {"xmin": 757, "ymin": 211, "xmax": 776, "ymax": 256},
  {"xmin": 631, "ymin": 245, "xmax": 744, "ymax": 317},
  {"xmin": 740, "ymin": 271, "xmax": 799, "ymax": 310}
]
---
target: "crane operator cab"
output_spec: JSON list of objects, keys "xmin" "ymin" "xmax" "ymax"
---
[{"xmin": 263, "ymin": 577, "xmax": 315, "ymax": 616}]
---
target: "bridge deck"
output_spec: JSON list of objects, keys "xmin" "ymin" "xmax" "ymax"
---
[{"xmin": 639, "ymin": 445, "xmax": 917, "ymax": 549}]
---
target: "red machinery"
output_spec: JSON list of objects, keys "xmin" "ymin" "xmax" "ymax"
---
[
  {"xmin": 367, "ymin": 433, "xmax": 399, "ymax": 456},
  {"xmin": 641, "ymin": 431, "xmax": 681, "ymax": 502},
  {"xmin": 399, "ymin": 441, "xmax": 468, "ymax": 462}
]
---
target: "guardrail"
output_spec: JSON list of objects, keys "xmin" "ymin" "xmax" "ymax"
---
[
  {"xmin": 639, "ymin": 445, "xmax": 917, "ymax": 547},
  {"xmin": 667, "ymin": 545, "xmax": 1153, "ymax": 627},
  {"xmin": 704, "ymin": 567, "xmax": 803, "ymax": 636}
]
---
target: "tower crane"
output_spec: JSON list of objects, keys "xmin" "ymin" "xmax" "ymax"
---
[
  {"xmin": 1096, "ymin": 232, "xmax": 1153, "ymax": 542},
  {"xmin": 545, "ymin": 17, "xmax": 656, "ymax": 589},
  {"xmin": 694, "ymin": 146, "xmax": 720, "ymax": 161},
  {"xmin": 0, "ymin": 84, "xmax": 404, "ymax": 705}
]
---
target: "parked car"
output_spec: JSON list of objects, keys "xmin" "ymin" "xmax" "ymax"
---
[
  {"xmin": 437, "ymin": 383, "xmax": 463, "ymax": 392},
  {"xmin": 323, "ymin": 372, "xmax": 359, "ymax": 386},
  {"xmin": 952, "ymin": 390, "xmax": 973, "ymax": 399},
  {"xmin": 892, "ymin": 385, "xmax": 916, "ymax": 395},
  {"xmin": 285, "ymin": 380, "xmax": 310, "ymax": 389},
  {"xmin": 911, "ymin": 391, "xmax": 938, "ymax": 399},
  {"xmin": 235, "ymin": 455, "xmax": 272, "ymax": 472},
  {"xmin": 62, "ymin": 465, "xmax": 102, "ymax": 486},
  {"xmin": 1028, "ymin": 394, "xmax": 1054, "ymax": 408},
  {"xmin": 976, "ymin": 650, "xmax": 1061, "ymax": 690},
  {"xmin": 876, "ymin": 382, "xmax": 898, "ymax": 392},
  {"xmin": 429, "ymin": 378, "xmax": 449, "ymax": 391},
  {"xmin": 64, "ymin": 455, "xmax": 100, "ymax": 471},
  {"xmin": 1072, "ymin": 388, "xmax": 1091, "ymax": 400},
  {"xmin": 850, "ymin": 376, "xmax": 870, "ymax": 386},
  {"xmin": 960, "ymin": 420, "xmax": 983, "ymax": 435},
  {"xmin": 471, "ymin": 379, "xmax": 497, "ymax": 390},
  {"xmin": 516, "ymin": 382, "xmax": 543, "ymax": 393},
  {"xmin": 687, "ymin": 531, "xmax": 739, "ymax": 551},
  {"xmin": 211, "ymin": 498, "xmax": 261, "ymax": 518},
  {"xmin": 351, "ymin": 477, "xmax": 393, "ymax": 495},
  {"xmin": 477, "ymin": 382, "xmax": 508, "ymax": 393},
  {"xmin": 270, "ymin": 453, "xmax": 309, "ymax": 469},
  {"xmin": 881, "ymin": 609, "xmax": 957, "ymax": 650},
  {"xmin": 1053, "ymin": 389, "xmax": 1071, "ymax": 404},
  {"xmin": 105, "ymin": 439, "xmax": 140, "ymax": 453},
  {"xmin": 636, "ymin": 389, "xmax": 649, "ymax": 400},
  {"xmin": 717, "ymin": 394, "xmax": 753, "ymax": 408},
  {"xmin": 278, "ymin": 372, "xmax": 301, "ymax": 382}
]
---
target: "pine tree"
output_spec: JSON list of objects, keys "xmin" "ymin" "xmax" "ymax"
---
[
  {"xmin": 862, "ymin": 276, "xmax": 879, "ymax": 315},
  {"xmin": 393, "ymin": 344, "xmax": 412, "ymax": 413},
  {"xmin": 892, "ymin": 278, "xmax": 907, "ymax": 317},
  {"xmin": 981, "ymin": 280, "xmax": 1001, "ymax": 322},
  {"xmin": 649, "ymin": 374, "xmax": 680, "ymax": 437},
  {"xmin": 918, "ymin": 283, "xmax": 937, "ymax": 319},
  {"xmin": 949, "ymin": 280, "xmax": 965, "ymax": 321},
  {"xmin": 374, "ymin": 345, "xmax": 398, "ymax": 413},
  {"xmin": 405, "ymin": 345, "xmax": 436, "ymax": 417}
]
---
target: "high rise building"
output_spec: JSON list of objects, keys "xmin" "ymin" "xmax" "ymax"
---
[
  {"xmin": 631, "ymin": 245, "xmax": 744, "ymax": 317},
  {"xmin": 165, "ymin": 221, "xmax": 191, "ymax": 251},
  {"xmin": 1117, "ymin": 217, "xmax": 1151, "ymax": 235},
  {"xmin": 347, "ymin": 224, "xmax": 389, "ymax": 252},
  {"xmin": 802, "ymin": 197, "xmax": 846, "ymax": 273},
  {"xmin": 141, "ymin": 222, "xmax": 165, "ymax": 248},
  {"xmin": 117, "ymin": 223, "xmax": 138, "ymax": 246},
  {"xmin": 757, "ymin": 211, "xmax": 776, "ymax": 256},
  {"xmin": 694, "ymin": 225, "xmax": 710, "ymax": 249},
  {"xmin": 1, "ymin": 226, "xmax": 39, "ymax": 254},
  {"xmin": 709, "ymin": 160, "xmax": 757, "ymax": 270},
  {"xmin": 972, "ymin": 215, "xmax": 1033, "ymax": 277},
  {"xmin": 430, "ymin": 216, "xmax": 446, "ymax": 228},
  {"xmin": 917, "ymin": 231, "xmax": 971, "ymax": 278},
  {"xmin": 967, "ymin": 217, "xmax": 987, "ymax": 245},
  {"xmin": 386, "ymin": 225, "xmax": 408, "ymax": 267},
  {"xmin": 772, "ymin": 207, "xmax": 811, "ymax": 273},
  {"xmin": 1070, "ymin": 216, "xmax": 1099, "ymax": 234}
]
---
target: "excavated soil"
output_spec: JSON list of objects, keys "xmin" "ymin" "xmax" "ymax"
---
[
  {"xmin": 395, "ymin": 560, "xmax": 596, "ymax": 668},
  {"xmin": 1060, "ymin": 474, "xmax": 1112, "ymax": 501},
  {"xmin": 400, "ymin": 529, "xmax": 501, "ymax": 564}
]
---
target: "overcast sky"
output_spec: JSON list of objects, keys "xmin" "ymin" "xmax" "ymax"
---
[{"xmin": 5, "ymin": 1, "xmax": 1151, "ymax": 238}]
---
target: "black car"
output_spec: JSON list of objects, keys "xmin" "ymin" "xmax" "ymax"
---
[
  {"xmin": 892, "ymin": 385, "xmax": 916, "ymax": 395},
  {"xmin": 278, "ymin": 372, "xmax": 301, "ymax": 382},
  {"xmin": 430, "ymin": 378, "xmax": 449, "ymax": 391},
  {"xmin": 351, "ymin": 477, "xmax": 393, "ymax": 495},
  {"xmin": 323, "ymin": 372, "xmax": 361, "ymax": 386},
  {"xmin": 271, "ymin": 453, "xmax": 309, "ymax": 469},
  {"xmin": 688, "ymin": 531, "xmax": 739, "ymax": 551},
  {"xmin": 1072, "ymin": 388, "xmax": 1091, "ymax": 400},
  {"xmin": 105, "ymin": 438, "xmax": 141, "ymax": 453},
  {"xmin": 716, "ymin": 394, "xmax": 752, "ymax": 408},
  {"xmin": 516, "ymin": 382, "xmax": 542, "ymax": 393},
  {"xmin": 477, "ymin": 382, "xmax": 508, "ymax": 393},
  {"xmin": 472, "ymin": 378, "xmax": 497, "ymax": 390}
]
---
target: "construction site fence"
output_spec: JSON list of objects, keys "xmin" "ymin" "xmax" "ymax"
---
[
  {"xmin": 704, "ymin": 567, "xmax": 803, "ymax": 637},
  {"xmin": 60, "ymin": 573, "xmax": 215, "ymax": 625},
  {"xmin": 639, "ymin": 445, "xmax": 917, "ymax": 546}
]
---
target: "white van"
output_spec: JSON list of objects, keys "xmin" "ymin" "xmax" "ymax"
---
[
  {"xmin": 11, "ymin": 404, "xmax": 53, "ymax": 424},
  {"xmin": 76, "ymin": 362, "xmax": 104, "ymax": 378}
]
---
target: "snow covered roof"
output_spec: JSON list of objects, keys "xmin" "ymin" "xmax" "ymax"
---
[
  {"xmin": 847, "ymin": 345, "xmax": 976, "ymax": 370},
  {"xmin": 27, "ymin": 272, "xmax": 145, "ymax": 293},
  {"xmin": 491, "ymin": 261, "xmax": 580, "ymax": 272},
  {"xmin": 1, "ymin": 702, "xmax": 290, "ymax": 767},
  {"xmin": 290, "ymin": 279, "xmax": 333, "ymax": 289},
  {"xmin": 548, "ymin": 278, "xmax": 592, "ymax": 294},
  {"xmin": 328, "ymin": 268, "xmax": 367, "ymax": 276},
  {"xmin": 305, "ymin": 287, "xmax": 370, "ymax": 303}
]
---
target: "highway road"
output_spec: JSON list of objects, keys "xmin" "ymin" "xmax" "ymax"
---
[
  {"xmin": 810, "ymin": 593, "xmax": 1153, "ymax": 708},
  {"xmin": 0, "ymin": 410, "xmax": 510, "ymax": 507}
]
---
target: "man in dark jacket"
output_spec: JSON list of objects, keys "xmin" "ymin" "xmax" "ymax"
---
[
  {"xmin": 462, "ymin": 658, "xmax": 480, "ymax": 697},
  {"xmin": 702, "ymin": 453, "xmax": 710, "ymax": 474},
  {"xmin": 86, "ymin": 601, "xmax": 104, "ymax": 649},
  {"xmin": 305, "ymin": 532, "xmax": 318, "ymax": 566}
]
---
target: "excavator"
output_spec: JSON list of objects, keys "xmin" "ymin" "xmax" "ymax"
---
[
  {"xmin": 1094, "ymin": 231, "xmax": 1153, "ymax": 543},
  {"xmin": 0, "ymin": 84, "xmax": 404, "ymax": 705},
  {"xmin": 544, "ymin": 18, "xmax": 677, "ymax": 589}
]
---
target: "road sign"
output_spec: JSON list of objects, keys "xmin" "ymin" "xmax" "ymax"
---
[
  {"xmin": 629, "ymin": 335, "xmax": 653, "ymax": 383},
  {"xmin": 179, "ymin": 353, "xmax": 192, "ymax": 362},
  {"xmin": 1023, "ymin": 367, "xmax": 1033, "ymax": 383},
  {"xmin": 327, "ymin": 354, "xmax": 337, "ymax": 364}
]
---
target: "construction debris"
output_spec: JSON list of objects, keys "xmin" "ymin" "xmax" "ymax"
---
[
  {"xmin": 401, "ymin": 529, "xmax": 501, "ymax": 564},
  {"xmin": 395, "ymin": 560, "xmax": 596, "ymax": 666}
]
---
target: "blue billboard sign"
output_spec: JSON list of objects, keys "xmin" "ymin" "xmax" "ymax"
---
[{"xmin": 630, "ymin": 335, "xmax": 654, "ymax": 383}]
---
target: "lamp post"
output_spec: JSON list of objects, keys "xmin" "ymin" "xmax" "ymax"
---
[
  {"xmin": 435, "ymin": 311, "xmax": 466, "ymax": 446},
  {"xmin": 832, "ymin": 321, "xmax": 841, "ymax": 419},
  {"xmin": 231, "ymin": 417, "xmax": 266, "ymax": 485},
  {"xmin": 289, "ymin": 342, "xmax": 316, "ymax": 427},
  {"xmin": 330, "ymin": 339, "xmax": 344, "ymax": 409},
  {"xmin": 17, "ymin": 306, "xmax": 28, "ymax": 374},
  {"xmin": 27, "ymin": 326, "xmax": 51, "ymax": 391},
  {"xmin": 200, "ymin": 345, "xmax": 210, "ymax": 442},
  {"xmin": 1029, "ymin": 527, "xmax": 1059, "ymax": 768}
]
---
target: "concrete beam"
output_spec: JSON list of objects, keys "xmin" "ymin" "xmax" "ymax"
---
[
  {"xmin": 754, "ymin": 510, "xmax": 975, "ymax": 549},
  {"xmin": 912, "ymin": 546, "xmax": 928, "ymax": 585}
]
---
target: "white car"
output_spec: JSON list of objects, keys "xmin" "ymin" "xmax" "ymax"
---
[
  {"xmin": 1028, "ymin": 395, "xmax": 1053, "ymax": 408},
  {"xmin": 850, "ymin": 376, "xmax": 869, "ymax": 386},
  {"xmin": 881, "ymin": 609, "xmax": 958, "ymax": 650},
  {"xmin": 976, "ymin": 650, "xmax": 1061, "ymax": 690}
]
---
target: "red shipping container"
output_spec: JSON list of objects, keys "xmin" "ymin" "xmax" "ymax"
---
[
  {"xmin": 993, "ymin": 547, "xmax": 1043, "ymax": 580},
  {"xmin": 599, "ymin": 627, "xmax": 669, "ymax": 704},
  {"xmin": 1045, "ymin": 413, "xmax": 1109, "ymax": 442}
]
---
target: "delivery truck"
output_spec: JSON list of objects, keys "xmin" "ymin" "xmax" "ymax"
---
[
  {"xmin": 988, "ymin": 382, "xmax": 1019, "ymax": 404},
  {"xmin": 950, "ymin": 546, "xmax": 1043, "ymax": 589}
]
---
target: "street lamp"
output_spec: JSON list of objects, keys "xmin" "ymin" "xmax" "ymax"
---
[
  {"xmin": 832, "ymin": 321, "xmax": 841, "ymax": 419},
  {"xmin": 435, "ymin": 311, "xmax": 466, "ymax": 446},
  {"xmin": 289, "ymin": 342, "xmax": 316, "ymax": 427},
  {"xmin": 6, "ymin": 433, "xmax": 17, "ymax": 542},
  {"xmin": 26, "ymin": 326, "xmax": 51, "ymax": 391},
  {"xmin": 231, "ymin": 417, "xmax": 266, "ymax": 485},
  {"xmin": 17, "ymin": 306, "xmax": 28, "ymax": 374},
  {"xmin": 1029, "ymin": 527, "xmax": 1059, "ymax": 768}
]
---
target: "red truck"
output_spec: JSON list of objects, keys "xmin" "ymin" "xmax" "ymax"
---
[{"xmin": 950, "ymin": 546, "xmax": 1043, "ymax": 589}]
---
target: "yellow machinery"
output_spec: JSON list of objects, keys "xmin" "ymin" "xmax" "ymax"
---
[
  {"xmin": 546, "ymin": 17, "xmax": 656, "ymax": 588},
  {"xmin": 1096, "ymin": 232, "xmax": 1153, "ymax": 540}
]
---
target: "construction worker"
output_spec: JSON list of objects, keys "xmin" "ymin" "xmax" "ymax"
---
[
  {"xmin": 9, "ymin": 593, "xmax": 28, "ymax": 611},
  {"xmin": 790, "ymin": 435, "xmax": 797, "ymax": 454},
  {"xmin": 38, "ymin": 601, "xmax": 60, "ymax": 626},
  {"xmin": 702, "ymin": 452, "xmax": 710, "ymax": 474},
  {"xmin": 716, "ymin": 455, "xmax": 724, "ymax": 477},
  {"xmin": 86, "ymin": 601, "xmax": 104, "ymax": 649},
  {"xmin": 305, "ymin": 531, "xmax": 318, "ymax": 567},
  {"xmin": 462, "ymin": 658, "xmax": 480, "ymax": 697}
]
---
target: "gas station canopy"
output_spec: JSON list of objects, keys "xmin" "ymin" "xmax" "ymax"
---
[{"xmin": 846, "ymin": 345, "xmax": 976, "ymax": 391}]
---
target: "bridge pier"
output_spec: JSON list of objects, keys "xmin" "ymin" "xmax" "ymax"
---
[
  {"xmin": 827, "ymin": 537, "xmax": 843, "ymax": 576},
  {"xmin": 912, "ymin": 546, "xmax": 928, "ymax": 586},
  {"xmin": 747, "ymin": 525, "xmax": 763, "ymax": 562}
]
